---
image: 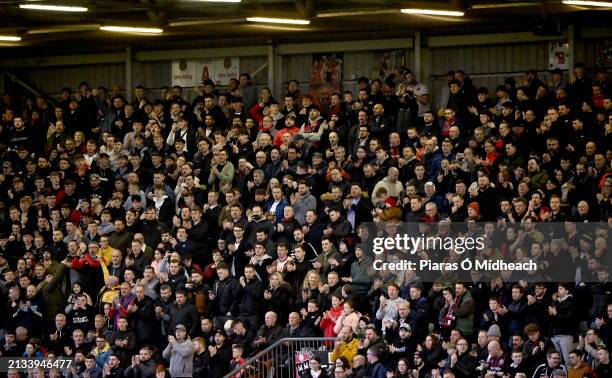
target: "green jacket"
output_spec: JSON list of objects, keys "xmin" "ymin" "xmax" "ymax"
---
[
  {"xmin": 453, "ymin": 290, "xmax": 475, "ymax": 336},
  {"xmin": 37, "ymin": 263, "xmax": 67, "ymax": 318},
  {"xmin": 208, "ymin": 161, "xmax": 235, "ymax": 190},
  {"xmin": 528, "ymin": 170, "xmax": 549, "ymax": 191}
]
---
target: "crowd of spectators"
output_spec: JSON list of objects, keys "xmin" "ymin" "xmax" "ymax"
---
[{"xmin": 0, "ymin": 60, "xmax": 610, "ymax": 378}]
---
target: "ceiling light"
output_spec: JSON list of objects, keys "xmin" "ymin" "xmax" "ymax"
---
[
  {"xmin": 401, "ymin": 8, "xmax": 465, "ymax": 17},
  {"xmin": 168, "ymin": 17, "xmax": 245, "ymax": 26},
  {"xmin": 19, "ymin": 4, "xmax": 88, "ymax": 12},
  {"xmin": 562, "ymin": 0, "xmax": 612, "ymax": 7},
  {"xmin": 27, "ymin": 24, "xmax": 100, "ymax": 34},
  {"xmin": 317, "ymin": 9, "xmax": 399, "ymax": 18},
  {"xmin": 100, "ymin": 26, "xmax": 163, "ymax": 34},
  {"xmin": 246, "ymin": 17, "xmax": 310, "ymax": 25},
  {"xmin": 470, "ymin": 2, "xmax": 539, "ymax": 9},
  {"xmin": 0, "ymin": 35, "xmax": 21, "ymax": 41}
]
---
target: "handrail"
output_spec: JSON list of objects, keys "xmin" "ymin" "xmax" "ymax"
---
[{"xmin": 222, "ymin": 337, "xmax": 337, "ymax": 378}]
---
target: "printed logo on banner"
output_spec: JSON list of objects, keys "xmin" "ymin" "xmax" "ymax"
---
[
  {"xmin": 294, "ymin": 350, "xmax": 313, "ymax": 376},
  {"xmin": 294, "ymin": 350, "xmax": 332, "ymax": 377},
  {"xmin": 171, "ymin": 59, "xmax": 196, "ymax": 87},
  {"xmin": 196, "ymin": 57, "xmax": 240, "ymax": 86}
]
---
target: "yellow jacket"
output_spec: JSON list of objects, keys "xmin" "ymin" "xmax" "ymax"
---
[
  {"xmin": 330, "ymin": 338, "xmax": 358, "ymax": 367},
  {"xmin": 100, "ymin": 247, "xmax": 115, "ymax": 266}
]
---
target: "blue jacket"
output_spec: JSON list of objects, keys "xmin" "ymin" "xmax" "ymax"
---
[
  {"xmin": 265, "ymin": 199, "xmax": 288, "ymax": 223},
  {"xmin": 368, "ymin": 361, "xmax": 389, "ymax": 378}
]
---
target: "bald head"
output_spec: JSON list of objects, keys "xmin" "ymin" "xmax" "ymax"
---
[{"xmin": 388, "ymin": 167, "xmax": 399, "ymax": 182}]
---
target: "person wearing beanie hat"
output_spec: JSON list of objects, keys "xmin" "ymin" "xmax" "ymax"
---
[
  {"xmin": 487, "ymin": 324, "xmax": 502, "ymax": 340},
  {"xmin": 412, "ymin": 351, "xmax": 427, "ymax": 376},
  {"xmin": 273, "ymin": 114, "xmax": 300, "ymax": 147},
  {"xmin": 467, "ymin": 202, "xmax": 481, "ymax": 220}
]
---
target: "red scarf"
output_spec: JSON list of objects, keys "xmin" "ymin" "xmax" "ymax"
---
[{"xmin": 303, "ymin": 118, "xmax": 322, "ymax": 133}]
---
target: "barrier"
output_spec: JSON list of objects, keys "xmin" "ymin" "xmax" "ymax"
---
[{"xmin": 223, "ymin": 337, "xmax": 337, "ymax": 378}]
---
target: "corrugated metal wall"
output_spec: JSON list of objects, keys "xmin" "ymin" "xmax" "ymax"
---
[
  {"xmin": 134, "ymin": 61, "xmax": 172, "ymax": 89},
  {"xmin": 426, "ymin": 42, "xmax": 550, "ymax": 102},
  {"xmin": 14, "ymin": 63, "xmax": 125, "ymax": 97},
  {"xmin": 575, "ymin": 38, "xmax": 609, "ymax": 68},
  {"xmin": 430, "ymin": 42, "xmax": 550, "ymax": 75},
  {"xmin": 7, "ymin": 37, "xmax": 609, "ymax": 103},
  {"xmin": 426, "ymin": 38, "xmax": 610, "ymax": 103}
]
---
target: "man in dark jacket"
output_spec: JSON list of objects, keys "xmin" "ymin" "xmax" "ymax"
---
[
  {"xmin": 46, "ymin": 313, "xmax": 72, "ymax": 355},
  {"xmin": 130, "ymin": 284, "xmax": 156, "ymax": 345},
  {"xmin": 102, "ymin": 354, "xmax": 124, "ymax": 378},
  {"xmin": 449, "ymin": 338, "xmax": 477, "ymax": 378},
  {"xmin": 110, "ymin": 317, "xmax": 137, "ymax": 368},
  {"xmin": 238, "ymin": 264, "xmax": 263, "ymax": 331},
  {"xmin": 124, "ymin": 346, "xmax": 156, "ymax": 378},
  {"xmin": 368, "ymin": 103, "xmax": 392, "ymax": 140},
  {"xmin": 344, "ymin": 184, "xmax": 373, "ymax": 231},
  {"xmin": 326, "ymin": 208, "xmax": 352, "ymax": 243},
  {"xmin": 408, "ymin": 284, "xmax": 430, "ymax": 344},
  {"xmin": 365, "ymin": 345, "xmax": 389, "ymax": 378},
  {"xmin": 192, "ymin": 336, "xmax": 210, "ymax": 377},
  {"xmin": 549, "ymin": 283, "xmax": 576, "ymax": 365},
  {"xmin": 210, "ymin": 263, "xmax": 241, "ymax": 330},
  {"xmin": 251, "ymin": 311, "xmax": 284, "ymax": 355},
  {"xmin": 169, "ymin": 289, "xmax": 199, "ymax": 337},
  {"xmin": 187, "ymin": 206, "xmax": 208, "ymax": 265},
  {"xmin": 154, "ymin": 285, "xmax": 173, "ymax": 349},
  {"xmin": 231, "ymin": 320, "xmax": 256, "ymax": 356},
  {"xmin": 208, "ymin": 329, "xmax": 232, "ymax": 378},
  {"xmin": 141, "ymin": 207, "xmax": 166, "ymax": 247}
]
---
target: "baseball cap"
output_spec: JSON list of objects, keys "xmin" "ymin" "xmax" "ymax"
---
[
  {"xmin": 399, "ymin": 323, "xmax": 411, "ymax": 332},
  {"xmin": 414, "ymin": 84, "xmax": 429, "ymax": 96},
  {"xmin": 175, "ymin": 324, "xmax": 187, "ymax": 332}
]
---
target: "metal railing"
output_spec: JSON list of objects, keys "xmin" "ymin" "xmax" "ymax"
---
[{"xmin": 223, "ymin": 337, "xmax": 337, "ymax": 378}]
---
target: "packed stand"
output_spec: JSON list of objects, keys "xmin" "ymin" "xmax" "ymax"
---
[{"xmin": 0, "ymin": 63, "xmax": 610, "ymax": 378}]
